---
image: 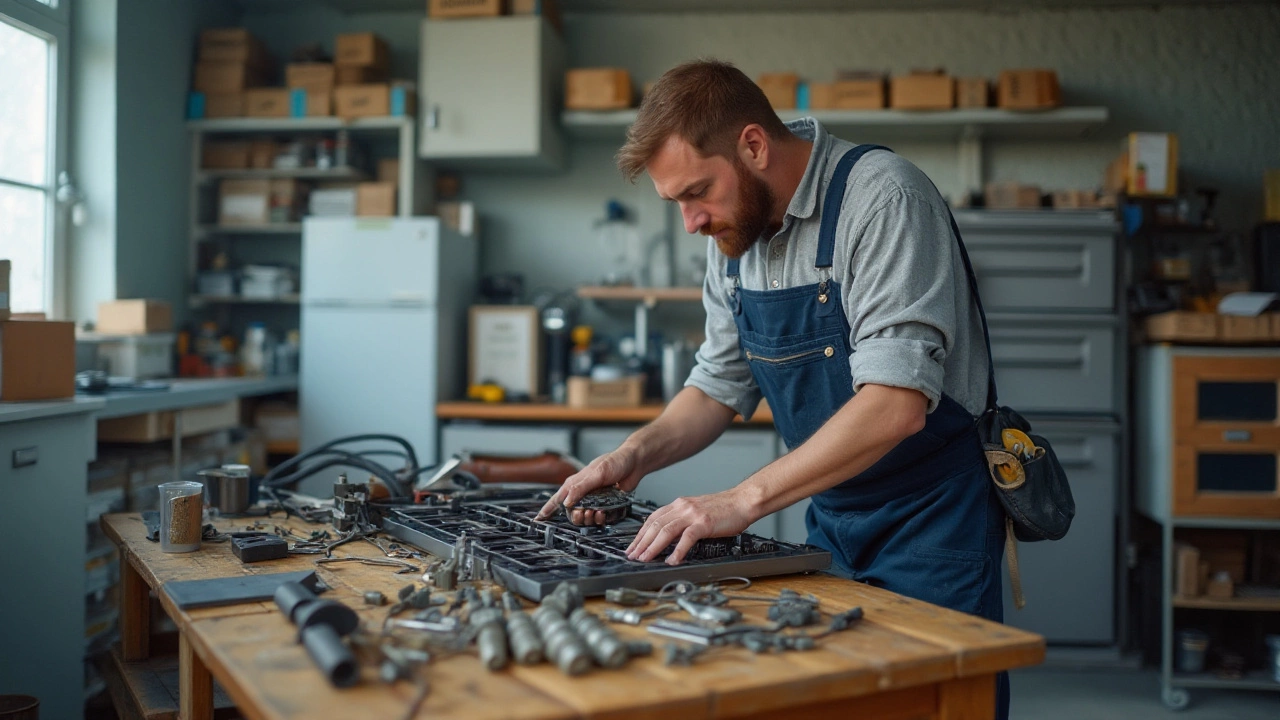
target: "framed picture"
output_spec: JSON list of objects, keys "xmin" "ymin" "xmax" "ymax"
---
[{"xmin": 469, "ymin": 305, "xmax": 542, "ymax": 396}]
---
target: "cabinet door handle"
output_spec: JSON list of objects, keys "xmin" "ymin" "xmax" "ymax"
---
[
  {"xmin": 427, "ymin": 104, "xmax": 440, "ymax": 130},
  {"xmin": 12, "ymin": 446, "xmax": 38, "ymax": 468},
  {"xmin": 1223, "ymin": 430, "xmax": 1253, "ymax": 443}
]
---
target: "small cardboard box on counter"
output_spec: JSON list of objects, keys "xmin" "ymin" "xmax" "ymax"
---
[
  {"xmin": 984, "ymin": 182, "xmax": 1043, "ymax": 209},
  {"xmin": 429, "ymin": 0, "xmax": 506, "ymax": 19},
  {"xmin": 997, "ymin": 69, "xmax": 1060, "ymax": 110},
  {"xmin": 334, "ymin": 32, "xmax": 389, "ymax": 69},
  {"xmin": 810, "ymin": 76, "xmax": 885, "ymax": 110},
  {"xmin": 567, "ymin": 376, "xmax": 644, "ymax": 409},
  {"xmin": 1144, "ymin": 311, "xmax": 1218, "ymax": 342},
  {"xmin": 565, "ymin": 68, "xmax": 632, "ymax": 110},
  {"xmin": 356, "ymin": 182, "xmax": 397, "ymax": 217},
  {"xmin": 97, "ymin": 299, "xmax": 172, "ymax": 335},
  {"xmin": 333, "ymin": 83, "xmax": 415, "ymax": 118},
  {"xmin": 1124, "ymin": 132, "xmax": 1179, "ymax": 197},
  {"xmin": 890, "ymin": 71, "xmax": 954, "ymax": 110},
  {"xmin": 756, "ymin": 72, "xmax": 799, "ymax": 110},
  {"xmin": 0, "ymin": 319, "xmax": 75, "ymax": 401}
]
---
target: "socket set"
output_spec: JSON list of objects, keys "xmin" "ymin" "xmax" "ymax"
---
[{"xmin": 380, "ymin": 493, "xmax": 831, "ymax": 601}]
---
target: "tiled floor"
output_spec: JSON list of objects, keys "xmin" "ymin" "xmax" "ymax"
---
[{"xmin": 1011, "ymin": 667, "xmax": 1280, "ymax": 719}]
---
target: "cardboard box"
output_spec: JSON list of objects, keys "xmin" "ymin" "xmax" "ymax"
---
[
  {"xmin": 566, "ymin": 68, "xmax": 632, "ymax": 110},
  {"xmin": 377, "ymin": 158, "xmax": 400, "ymax": 184},
  {"xmin": 333, "ymin": 83, "xmax": 416, "ymax": 118},
  {"xmin": 270, "ymin": 179, "xmax": 306, "ymax": 222},
  {"xmin": 202, "ymin": 141, "xmax": 250, "ymax": 170},
  {"xmin": 335, "ymin": 65, "xmax": 388, "ymax": 86},
  {"xmin": 356, "ymin": 182, "xmax": 397, "ymax": 217},
  {"xmin": 1125, "ymin": 132, "xmax": 1179, "ymax": 197},
  {"xmin": 1175, "ymin": 543, "xmax": 1201, "ymax": 597},
  {"xmin": 1272, "ymin": 312, "xmax": 1280, "ymax": 341},
  {"xmin": 429, "ymin": 0, "xmax": 506, "ymax": 19},
  {"xmin": 97, "ymin": 400, "xmax": 240, "ymax": 443},
  {"xmin": 756, "ymin": 72, "xmax": 799, "ymax": 110},
  {"xmin": 97, "ymin": 300, "xmax": 172, "ymax": 336},
  {"xmin": 194, "ymin": 61, "xmax": 262, "ymax": 94},
  {"xmin": 0, "ymin": 320, "xmax": 75, "ymax": 401},
  {"xmin": 955, "ymin": 77, "xmax": 990, "ymax": 108},
  {"xmin": 828, "ymin": 79, "xmax": 885, "ymax": 110},
  {"xmin": 567, "ymin": 375, "xmax": 644, "ymax": 409},
  {"xmin": 219, "ymin": 179, "xmax": 272, "ymax": 225},
  {"xmin": 997, "ymin": 69, "xmax": 1060, "ymax": 110},
  {"xmin": 1219, "ymin": 314, "xmax": 1272, "ymax": 342},
  {"xmin": 511, "ymin": 0, "xmax": 561, "ymax": 31},
  {"xmin": 249, "ymin": 141, "xmax": 276, "ymax": 169},
  {"xmin": 1144, "ymin": 311, "xmax": 1218, "ymax": 342},
  {"xmin": 1051, "ymin": 189, "xmax": 1098, "ymax": 209},
  {"xmin": 984, "ymin": 182, "xmax": 1042, "ymax": 209},
  {"xmin": 890, "ymin": 72, "xmax": 954, "ymax": 110},
  {"xmin": 334, "ymin": 32, "xmax": 389, "ymax": 69},
  {"xmin": 244, "ymin": 88, "xmax": 291, "ymax": 118},
  {"xmin": 285, "ymin": 62, "xmax": 335, "ymax": 91},
  {"xmin": 0, "ymin": 259, "xmax": 10, "ymax": 321},
  {"xmin": 199, "ymin": 28, "xmax": 270, "ymax": 67},
  {"xmin": 202, "ymin": 92, "xmax": 244, "ymax": 118},
  {"xmin": 289, "ymin": 88, "xmax": 332, "ymax": 117}
]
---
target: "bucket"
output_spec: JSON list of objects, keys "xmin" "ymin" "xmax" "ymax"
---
[
  {"xmin": 0, "ymin": 695, "xmax": 39, "ymax": 720},
  {"xmin": 1175, "ymin": 628, "xmax": 1209, "ymax": 674}
]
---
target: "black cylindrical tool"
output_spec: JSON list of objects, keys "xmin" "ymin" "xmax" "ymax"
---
[{"xmin": 273, "ymin": 581, "xmax": 361, "ymax": 688}]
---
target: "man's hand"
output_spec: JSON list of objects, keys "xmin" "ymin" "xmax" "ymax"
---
[
  {"xmin": 625, "ymin": 488, "xmax": 758, "ymax": 565},
  {"xmin": 535, "ymin": 449, "xmax": 645, "ymax": 524}
]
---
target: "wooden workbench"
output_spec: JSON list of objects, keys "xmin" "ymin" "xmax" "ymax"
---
[{"xmin": 102, "ymin": 512, "xmax": 1043, "ymax": 720}]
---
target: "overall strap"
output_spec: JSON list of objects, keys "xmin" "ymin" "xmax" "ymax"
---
[{"xmin": 947, "ymin": 212, "xmax": 999, "ymax": 413}]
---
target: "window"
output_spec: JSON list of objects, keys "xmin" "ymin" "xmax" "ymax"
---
[{"xmin": 0, "ymin": 0, "xmax": 68, "ymax": 316}]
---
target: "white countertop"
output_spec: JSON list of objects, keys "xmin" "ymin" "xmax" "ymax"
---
[{"xmin": 0, "ymin": 375, "xmax": 298, "ymax": 425}]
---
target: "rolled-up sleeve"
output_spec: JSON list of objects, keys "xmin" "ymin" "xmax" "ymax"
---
[
  {"xmin": 843, "ymin": 188, "xmax": 958, "ymax": 413},
  {"xmin": 685, "ymin": 242, "xmax": 763, "ymax": 420}
]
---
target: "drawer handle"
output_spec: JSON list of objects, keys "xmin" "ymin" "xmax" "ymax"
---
[
  {"xmin": 1223, "ymin": 430, "xmax": 1253, "ymax": 443},
  {"xmin": 12, "ymin": 446, "xmax": 38, "ymax": 468}
]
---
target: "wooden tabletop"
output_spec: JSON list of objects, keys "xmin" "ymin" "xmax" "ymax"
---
[
  {"xmin": 103, "ymin": 512, "xmax": 1043, "ymax": 720},
  {"xmin": 436, "ymin": 401, "xmax": 774, "ymax": 425}
]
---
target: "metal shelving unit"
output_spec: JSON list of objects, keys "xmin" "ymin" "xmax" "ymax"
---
[{"xmin": 186, "ymin": 116, "xmax": 420, "ymax": 314}]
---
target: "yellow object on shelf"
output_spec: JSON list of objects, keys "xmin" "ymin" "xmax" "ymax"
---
[{"xmin": 467, "ymin": 383, "xmax": 506, "ymax": 403}]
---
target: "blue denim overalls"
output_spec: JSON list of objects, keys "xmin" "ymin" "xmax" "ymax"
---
[{"xmin": 727, "ymin": 145, "xmax": 1009, "ymax": 719}]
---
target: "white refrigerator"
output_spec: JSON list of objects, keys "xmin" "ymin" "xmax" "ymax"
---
[{"xmin": 299, "ymin": 217, "xmax": 476, "ymax": 496}]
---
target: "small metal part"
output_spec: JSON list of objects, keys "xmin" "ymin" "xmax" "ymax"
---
[
  {"xmin": 568, "ymin": 607, "xmax": 628, "ymax": 669},
  {"xmin": 505, "ymin": 608, "xmax": 545, "ymax": 666},
  {"xmin": 662, "ymin": 642, "xmax": 706, "ymax": 666},
  {"xmin": 364, "ymin": 591, "xmax": 387, "ymax": 606},
  {"xmin": 230, "ymin": 533, "xmax": 289, "ymax": 563},
  {"xmin": 675, "ymin": 597, "xmax": 742, "ymax": 625},
  {"xmin": 604, "ymin": 587, "xmax": 648, "ymax": 607},
  {"xmin": 398, "ymin": 585, "xmax": 416, "ymax": 601},
  {"xmin": 479, "ymin": 588, "xmax": 495, "ymax": 608},
  {"xmin": 432, "ymin": 556, "xmax": 458, "ymax": 591},
  {"xmin": 646, "ymin": 618, "xmax": 720, "ymax": 645},
  {"xmin": 469, "ymin": 607, "xmax": 509, "ymax": 671},
  {"xmin": 501, "ymin": 592, "xmax": 524, "ymax": 612},
  {"xmin": 407, "ymin": 588, "xmax": 434, "ymax": 609},
  {"xmin": 387, "ymin": 617, "xmax": 462, "ymax": 634},
  {"xmin": 531, "ymin": 605, "xmax": 593, "ymax": 676},
  {"xmin": 570, "ymin": 487, "xmax": 633, "ymax": 525},
  {"xmin": 625, "ymin": 640, "xmax": 653, "ymax": 657},
  {"xmin": 605, "ymin": 603, "xmax": 676, "ymax": 626},
  {"xmin": 767, "ymin": 589, "xmax": 822, "ymax": 628},
  {"xmin": 812, "ymin": 606, "xmax": 864, "ymax": 638},
  {"xmin": 540, "ymin": 581, "xmax": 584, "ymax": 617},
  {"xmin": 315, "ymin": 556, "xmax": 420, "ymax": 574}
]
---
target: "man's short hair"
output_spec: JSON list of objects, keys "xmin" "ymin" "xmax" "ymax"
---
[{"xmin": 615, "ymin": 58, "xmax": 791, "ymax": 182}]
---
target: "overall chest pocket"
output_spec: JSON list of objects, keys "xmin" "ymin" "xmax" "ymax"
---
[{"xmin": 740, "ymin": 329, "xmax": 853, "ymax": 447}]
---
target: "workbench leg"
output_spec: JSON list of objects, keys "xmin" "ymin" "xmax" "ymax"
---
[
  {"xmin": 179, "ymin": 633, "xmax": 214, "ymax": 720},
  {"xmin": 938, "ymin": 674, "xmax": 995, "ymax": 720},
  {"xmin": 121, "ymin": 556, "xmax": 150, "ymax": 661}
]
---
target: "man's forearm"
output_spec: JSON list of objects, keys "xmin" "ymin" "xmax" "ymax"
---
[
  {"xmin": 738, "ymin": 384, "xmax": 927, "ymax": 518},
  {"xmin": 621, "ymin": 386, "xmax": 738, "ymax": 476}
]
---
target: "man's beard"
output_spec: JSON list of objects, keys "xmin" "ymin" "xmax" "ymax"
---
[{"xmin": 707, "ymin": 161, "xmax": 776, "ymax": 260}]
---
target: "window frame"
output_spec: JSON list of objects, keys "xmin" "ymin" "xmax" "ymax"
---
[{"xmin": 1, "ymin": 0, "xmax": 70, "ymax": 318}]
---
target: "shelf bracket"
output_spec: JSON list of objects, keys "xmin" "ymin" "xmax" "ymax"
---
[{"xmin": 957, "ymin": 125, "xmax": 984, "ymax": 202}]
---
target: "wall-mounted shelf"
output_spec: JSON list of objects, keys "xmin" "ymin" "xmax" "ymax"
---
[
  {"xmin": 563, "ymin": 106, "xmax": 1110, "ymax": 141},
  {"xmin": 196, "ymin": 167, "xmax": 366, "ymax": 184},
  {"xmin": 189, "ymin": 295, "xmax": 301, "ymax": 308},
  {"xmin": 576, "ymin": 285, "xmax": 703, "ymax": 305},
  {"xmin": 187, "ymin": 116, "xmax": 412, "ymax": 134},
  {"xmin": 195, "ymin": 224, "xmax": 303, "ymax": 238}
]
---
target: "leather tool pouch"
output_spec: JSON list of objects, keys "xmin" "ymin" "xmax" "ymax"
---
[{"xmin": 979, "ymin": 406, "xmax": 1076, "ymax": 542}]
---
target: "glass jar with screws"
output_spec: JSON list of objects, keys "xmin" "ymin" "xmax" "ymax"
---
[{"xmin": 160, "ymin": 481, "xmax": 205, "ymax": 553}]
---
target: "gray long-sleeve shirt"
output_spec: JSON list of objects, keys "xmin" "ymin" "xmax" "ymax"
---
[{"xmin": 685, "ymin": 118, "xmax": 990, "ymax": 424}]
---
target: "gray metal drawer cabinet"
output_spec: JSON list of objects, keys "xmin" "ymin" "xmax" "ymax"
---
[
  {"xmin": 956, "ymin": 211, "xmax": 1117, "ymax": 313},
  {"xmin": 988, "ymin": 314, "xmax": 1120, "ymax": 415},
  {"xmin": 440, "ymin": 423, "xmax": 575, "ymax": 459},
  {"xmin": 1002, "ymin": 419, "xmax": 1118, "ymax": 645}
]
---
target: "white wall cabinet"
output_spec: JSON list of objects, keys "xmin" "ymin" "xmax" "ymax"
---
[
  {"xmin": 419, "ymin": 16, "xmax": 565, "ymax": 169},
  {"xmin": 576, "ymin": 426, "xmax": 781, "ymax": 539}
]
